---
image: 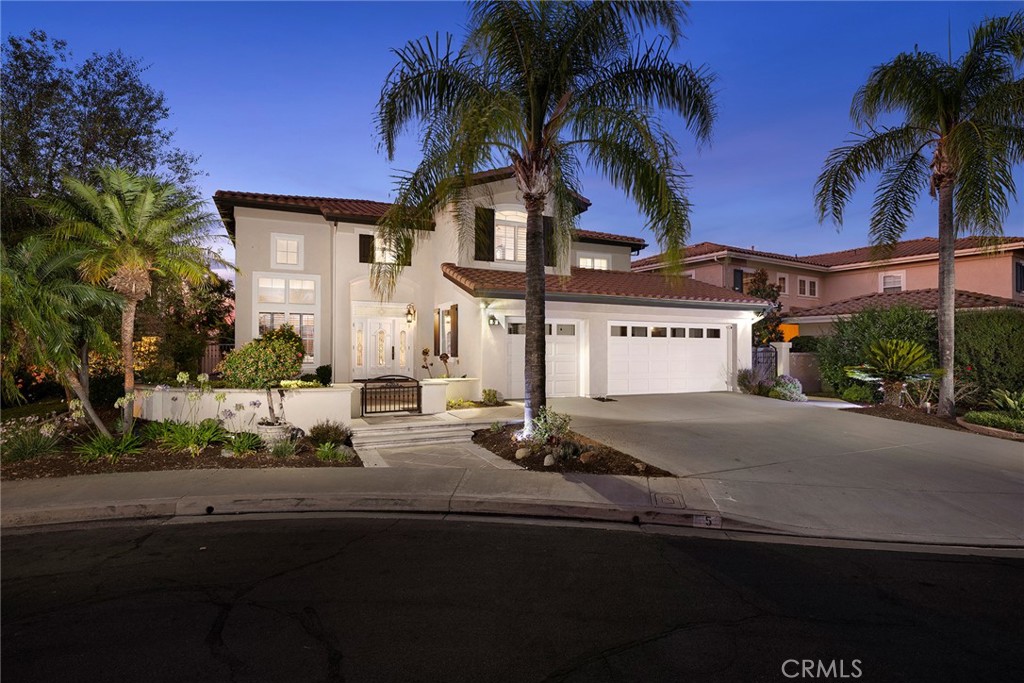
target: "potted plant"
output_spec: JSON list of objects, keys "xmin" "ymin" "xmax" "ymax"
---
[{"xmin": 217, "ymin": 325, "xmax": 305, "ymax": 445}]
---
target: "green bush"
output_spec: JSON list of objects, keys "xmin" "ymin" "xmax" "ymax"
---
[
  {"xmin": 481, "ymin": 388, "xmax": 500, "ymax": 406},
  {"xmin": 270, "ymin": 439, "xmax": 297, "ymax": 458},
  {"xmin": 157, "ymin": 418, "xmax": 228, "ymax": 457},
  {"xmin": 315, "ymin": 441, "xmax": 355, "ymax": 462},
  {"xmin": 76, "ymin": 432, "xmax": 144, "ymax": 463},
  {"xmin": 260, "ymin": 324, "xmax": 305, "ymax": 359},
  {"xmin": 218, "ymin": 337, "xmax": 304, "ymax": 389},
  {"xmin": 738, "ymin": 367, "xmax": 773, "ymax": 396},
  {"xmin": 955, "ymin": 310, "xmax": 1024, "ymax": 402},
  {"xmin": 0, "ymin": 419, "xmax": 63, "ymax": 462},
  {"xmin": 446, "ymin": 398, "xmax": 475, "ymax": 410},
  {"xmin": 552, "ymin": 439, "xmax": 584, "ymax": 462},
  {"xmin": 229, "ymin": 431, "xmax": 264, "ymax": 456},
  {"xmin": 308, "ymin": 419, "xmax": 353, "ymax": 447},
  {"xmin": 962, "ymin": 410, "xmax": 1024, "ymax": 434},
  {"xmin": 789, "ymin": 335, "xmax": 820, "ymax": 353},
  {"xmin": 299, "ymin": 373, "xmax": 319, "ymax": 382},
  {"xmin": 315, "ymin": 364, "xmax": 333, "ymax": 386},
  {"xmin": 530, "ymin": 407, "xmax": 571, "ymax": 444},
  {"xmin": 841, "ymin": 384, "xmax": 876, "ymax": 404},
  {"xmin": 817, "ymin": 306, "xmax": 937, "ymax": 393},
  {"xmin": 769, "ymin": 375, "xmax": 807, "ymax": 402},
  {"xmin": 983, "ymin": 388, "xmax": 1024, "ymax": 420}
]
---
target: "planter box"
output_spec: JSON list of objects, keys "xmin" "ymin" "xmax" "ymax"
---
[{"xmin": 135, "ymin": 385, "xmax": 358, "ymax": 432}]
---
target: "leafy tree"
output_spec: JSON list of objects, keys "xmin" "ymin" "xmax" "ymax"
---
[
  {"xmin": 138, "ymin": 274, "xmax": 235, "ymax": 374},
  {"xmin": 1, "ymin": 237, "xmax": 118, "ymax": 435},
  {"xmin": 1, "ymin": 30, "xmax": 202, "ymax": 246},
  {"xmin": 815, "ymin": 13, "xmax": 1024, "ymax": 417},
  {"xmin": 375, "ymin": 0, "xmax": 716, "ymax": 429},
  {"xmin": 747, "ymin": 268, "xmax": 783, "ymax": 345},
  {"xmin": 31, "ymin": 168, "xmax": 224, "ymax": 431}
]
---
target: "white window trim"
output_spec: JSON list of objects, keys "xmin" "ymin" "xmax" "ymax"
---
[
  {"xmin": 797, "ymin": 276, "xmax": 819, "ymax": 298},
  {"xmin": 576, "ymin": 252, "xmax": 610, "ymax": 270},
  {"xmin": 776, "ymin": 273, "xmax": 788, "ymax": 295},
  {"xmin": 879, "ymin": 270, "xmax": 906, "ymax": 293},
  {"xmin": 271, "ymin": 232, "xmax": 304, "ymax": 270},
  {"xmin": 252, "ymin": 271, "xmax": 320, "ymax": 364}
]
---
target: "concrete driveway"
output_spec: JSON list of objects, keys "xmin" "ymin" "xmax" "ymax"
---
[{"xmin": 551, "ymin": 393, "xmax": 1024, "ymax": 545}]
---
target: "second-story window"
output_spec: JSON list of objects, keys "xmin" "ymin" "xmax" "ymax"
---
[
  {"xmin": 798, "ymin": 277, "xmax": 818, "ymax": 297},
  {"xmin": 880, "ymin": 271, "xmax": 904, "ymax": 293},
  {"xmin": 777, "ymin": 275, "xmax": 787, "ymax": 294},
  {"xmin": 271, "ymin": 233, "xmax": 304, "ymax": 270},
  {"xmin": 494, "ymin": 210, "xmax": 527, "ymax": 262},
  {"xmin": 578, "ymin": 256, "xmax": 608, "ymax": 270}
]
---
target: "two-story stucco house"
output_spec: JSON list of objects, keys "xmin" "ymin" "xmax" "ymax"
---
[
  {"xmin": 633, "ymin": 236, "xmax": 1024, "ymax": 336},
  {"xmin": 214, "ymin": 171, "xmax": 769, "ymax": 401}
]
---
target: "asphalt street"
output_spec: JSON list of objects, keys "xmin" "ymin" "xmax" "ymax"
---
[{"xmin": 3, "ymin": 516, "xmax": 1022, "ymax": 682}]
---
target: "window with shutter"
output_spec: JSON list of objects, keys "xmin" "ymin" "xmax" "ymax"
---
[{"xmin": 475, "ymin": 207, "xmax": 495, "ymax": 261}]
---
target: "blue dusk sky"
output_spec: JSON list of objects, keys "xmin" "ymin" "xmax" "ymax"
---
[{"xmin": 3, "ymin": 0, "xmax": 1022, "ymax": 265}]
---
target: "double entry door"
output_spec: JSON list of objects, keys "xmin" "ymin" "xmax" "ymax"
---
[{"xmin": 352, "ymin": 317, "xmax": 414, "ymax": 379}]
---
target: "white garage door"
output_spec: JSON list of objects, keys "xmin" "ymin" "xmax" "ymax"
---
[
  {"xmin": 608, "ymin": 323, "xmax": 729, "ymax": 395},
  {"xmin": 506, "ymin": 319, "xmax": 579, "ymax": 398}
]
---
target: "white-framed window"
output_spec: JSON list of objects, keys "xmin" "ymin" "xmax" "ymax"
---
[
  {"xmin": 879, "ymin": 270, "xmax": 905, "ymax": 293},
  {"xmin": 494, "ymin": 209, "xmax": 527, "ymax": 262},
  {"xmin": 798, "ymin": 277, "xmax": 819, "ymax": 297},
  {"xmin": 777, "ymin": 274, "xmax": 788, "ymax": 295},
  {"xmin": 375, "ymin": 238, "xmax": 397, "ymax": 264},
  {"xmin": 578, "ymin": 256, "xmax": 609, "ymax": 270},
  {"xmin": 253, "ymin": 272, "xmax": 319, "ymax": 361},
  {"xmin": 271, "ymin": 233, "xmax": 304, "ymax": 270}
]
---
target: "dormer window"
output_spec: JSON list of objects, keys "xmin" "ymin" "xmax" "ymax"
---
[{"xmin": 578, "ymin": 256, "xmax": 609, "ymax": 270}]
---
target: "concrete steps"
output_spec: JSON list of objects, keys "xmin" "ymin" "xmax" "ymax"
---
[{"xmin": 350, "ymin": 422, "xmax": 476, "ymax": 449}]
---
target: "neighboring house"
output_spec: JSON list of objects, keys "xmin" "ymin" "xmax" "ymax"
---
[
  {"xmin": 633, "ymin": 236, "xmax": 1024, "ymax": 336},
  {"xmin": 214, "ymin": 171, "xmax": 769, "ymax": 400}
]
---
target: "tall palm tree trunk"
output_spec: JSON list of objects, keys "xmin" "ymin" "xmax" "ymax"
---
[
  {"xmin": 523, "ymin": 194, "xmax": 547, "ymax": 430},
  {"xmin": 936, "ymin": 181, "xmax": 956, "ymax": 417},
  {"xmin": 121, "ymin": 298, "xmax": 139, "ymax": 431}
]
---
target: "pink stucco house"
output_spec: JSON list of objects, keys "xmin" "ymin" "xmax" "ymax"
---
[{"xmin": 633, "ymin": 236, "xmax": 1024, "ymax": 336}]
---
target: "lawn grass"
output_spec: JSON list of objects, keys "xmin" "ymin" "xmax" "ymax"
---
[{"xmin": 1, "ymin": 398, "xmax": 67, "ymax": 422}]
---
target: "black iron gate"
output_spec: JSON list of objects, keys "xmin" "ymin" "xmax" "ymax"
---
[
  {"xmin": 752, "ymin": 345, "xmax": 778, "ymax": 379},
  {"xmin": 361, "ymin": 375, "xmax": 422, "ymax": 415}
]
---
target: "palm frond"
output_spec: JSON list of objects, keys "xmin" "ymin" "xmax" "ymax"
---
[
  {"xmin": 869, "ymin": 150, "xmax": 931, "ymax": 248},
  {"xmin": 851, "ymin": 51, "xmax": 945, "ymax": 128}
]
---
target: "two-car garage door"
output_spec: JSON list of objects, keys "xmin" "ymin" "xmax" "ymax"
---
[{"xmin": 607, "ymin": 322, "xmax": 730, "ymax": 395}]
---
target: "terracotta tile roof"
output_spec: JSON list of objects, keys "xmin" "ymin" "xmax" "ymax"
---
[
  {"xmin": 441, "ymin": 263, "xmax": 769, "ymax": 307},
  {"xmin": 784, "ymin": 289, "xmax": 1024, "ymax": 319},
  {"xmin": 801, "ymin": 236, "xmax": 1024, "ymax": 267},
  {"xmin": 214, "ymin": 190, "xmax": 392, "ymax": 234},
  {"xmin": 632, "ymin": 235, "xmax": 1024, "ymax": 271},
  {"xmin": 632, "ymin": 241, "xmax": 814, "ymax": 271},
  {"xmin": 576, "ymin": 229, "xmax": 647, "ymax": 248}
]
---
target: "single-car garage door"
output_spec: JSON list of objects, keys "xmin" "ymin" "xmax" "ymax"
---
[
  {"xmin": 506, "ymin": 318, "xmax": 579, "ymax": 398},
  {"xmin": 608, "ymin": 322, "xmax": 729, "ymax": 395}
]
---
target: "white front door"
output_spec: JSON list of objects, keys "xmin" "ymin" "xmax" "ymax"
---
[
  {"xmin": 506, "ymin": 319, "xmax": 580, "ymax": 398},
  {"xmin": 352, "ymin": 317, "xmax": 414, "ymax": 379}
]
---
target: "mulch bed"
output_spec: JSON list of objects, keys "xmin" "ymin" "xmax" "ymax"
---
[
  {"xmin": 472, "ymin": 423, "xmax": 674, "ymax": 477},
  {"xmin": 1, "ymin": 444, "xmax": 362, "ymax": 481},
  {"xmin": 841, "ymin": 404, "xmax": 968, "ymax": 432}
]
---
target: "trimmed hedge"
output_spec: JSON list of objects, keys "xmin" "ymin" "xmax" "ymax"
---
[
  {"xmin": 962, "ymin": 410, "xmax": 1024, "ymax": 435},
  {"xmin": 954, "ymin": 310, "xmax": 1024, "ymax": 399}
]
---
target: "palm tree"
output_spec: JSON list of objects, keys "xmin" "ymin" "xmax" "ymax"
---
[
  {"xmin": 815, "ymin": 13, "xmax": 1024, "ymax": 417},
  {"xmin": 1, "ymin": 237, "xmax": 118, "ymax": 436},
  {"xmin": 31, "ymin": 167, "xmax": 223, "ymax": 430},
  {"xmin": 375, "ymin": 0, "xmax": 716, "ymax": 429}
]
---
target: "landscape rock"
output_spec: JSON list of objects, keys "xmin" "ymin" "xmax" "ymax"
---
[
  {"xmin": 515, "ymin": 448, "xmax": 530, "ymax": 461},
  {"xmin": 579, "ymin": 451, "xmax": 596, "ymax": 465},
  {"xmin": 543, "ymin": 454, "xmax": 555, "ymax": 467},
  {"xmin": 634, "ymin": 462, "xmax": 647, "ymax": 473}
]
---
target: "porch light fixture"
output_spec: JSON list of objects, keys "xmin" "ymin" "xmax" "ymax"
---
[
  {"xmin": 488, "ymin": 314, "xmax": 500, "ymax": 326},
  {"xmin": 406, "ymin": 304, "xmax": 416, "ymax": 323}
]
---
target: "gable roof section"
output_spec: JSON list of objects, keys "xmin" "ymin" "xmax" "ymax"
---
[
  {"xmin": 214, "ymin": 190, "xmax": 392, "ymax": 236},
  {"xmin": 441, "ymin": 263, "xmax": 768, "ymax": 309},
  {"xmin": 576, "ymin": 229, "xmax": 647, "ymax": 249},
  {"xmin": 633, "ymin": 236, "xmax": 1024, "ymax": 272},
  {"xmin": 632, "ymin": 241, "xmax": 816, "ymax": 271},
  {"xmin": 784, "ymin": 288, "xmax": 1023, "ymax": 321}
]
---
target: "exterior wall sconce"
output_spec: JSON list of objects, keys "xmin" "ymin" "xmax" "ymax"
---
[
  {"xmin": 406, "ymin": 304, "xmax": 416, "ymax": 323},
  {"xmin": 488, "ymin": 314, "xmax": 500, "ymax": 326}
]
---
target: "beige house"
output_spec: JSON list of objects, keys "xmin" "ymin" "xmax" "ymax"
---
[
  {"xmin": 633, "ymin": 236, "xmax": 1024, "ymax": 336},
  {"xmin": 215, "ymin": 171, "xmax": 769, "ymax": 403}
]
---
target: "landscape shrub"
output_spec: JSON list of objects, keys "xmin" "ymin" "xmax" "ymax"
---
[
  {"xmin": 768, "ymin": 375, "xmax": 807, "ymax": 402},
  {"xmin": 315, "ymin": 364, "xmax": 333, "ymax": 386},
  {"xmin": 954, "ymin": 310, "xmax": 1024, "ymax": 402},
  {"xmin": 845, "ymin": 339, "xmax": 939, "ymax": 406},
  {"xmin": 76, "ymin": 432, "xmax": 144, "ymax": 463},
  {"xmin": 789, "ymin": 335, "xmax": 820, "ymax": 353},
  {"xmin": 530, "ymin": 407, "xmax": 571, "ymax": 444},
  {"xmin": 446, "ymin": 398, "xmax": 475, "ymax": 410},
  {"xmin": 315, "ymin": 442, "xmax": 356, "ymax": 462},
  {"xmin": 0, "ymin": 416, "xmax": 65, "ymax": 462},
  {"xmin": 737, "ymin": 367, "xmax": 773, "ymax": 396},
  {"xmin": 270, "ymin": 439, "xmax": 297, "ymax": 458},
  {"xmin": 817, "ymin": 306, "xmax": 937, "ymax": 393},
  {"xmin": 299, "ymin": 373, "xmax": 319, "ymax": 383},
  {"xmin": 259, "ymin": 324, "xmax": 306, "ymax": 361},
  {"xmin": 157, "ymin": 418, "xmax": 228, "ymax": 457},
  {"xmin": 307, "ymin": 419, "xmax": 353, "ymax": 447},
  {"xmin": 552, "ymin": 439, "xmax": 585, "ymax": 462},
  {"xmin": 983, "ymin": 388, "xmax": 1024, "ymax": 420},
  {"xmin": 229, "ymin": 431, "xmax": 264, "ymax": 456},
  {"xmin": 841, "ymin": 384, "xmax": 876, "ymax": 404},
  {"xmin": 280, "ymin": 379, "xmax": 321, "ymax": 388},
  {"xmin": 962, "ymin": 411, "xmax": 1024, "ymax": 434},
  {"xmin": 218, "ymin": 337, "xmax": 304, "ymax": 389},
  {"xmin": 481, "ymin": 388, "xmax": 500, "ymax": 406}
]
